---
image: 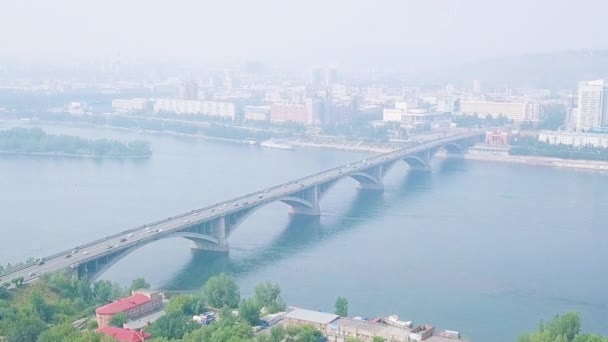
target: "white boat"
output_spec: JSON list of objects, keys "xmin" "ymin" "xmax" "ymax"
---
[
  {"xmin": 260, "ymin": 140, "xmax": 295, "ymax": 150},
  {"xmin": 384, "ymin": 315, "xmax": 413, "ymax": 329}
]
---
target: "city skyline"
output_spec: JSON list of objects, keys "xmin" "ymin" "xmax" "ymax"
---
[{"xmin": 2, "ymin": 0, "xmax": 608, "ymax": 69}]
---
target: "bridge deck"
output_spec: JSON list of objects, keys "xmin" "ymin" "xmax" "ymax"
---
[{"xmin": 0, "ymin": 131, "xmax": 481, "ymax": 284}]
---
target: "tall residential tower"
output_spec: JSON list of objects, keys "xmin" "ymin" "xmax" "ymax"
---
[{"xmin": 576, "ymin": 79, "xmax": 608, "ymax": 131}]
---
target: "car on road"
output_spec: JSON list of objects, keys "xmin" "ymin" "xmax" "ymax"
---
[
  {"xmin": 70, "ymin": 263, "xmax": 79, "ymax": 269},
  {"xmin": 65, "ymin": 254, "xmax": 72, "ymax": 259},
  {"xmin": 106, "ymin": 245, "xmax": 113, "ymax": 249},
  {"xmin": 127, "ymin": 233, "xmax": 134, "ymax": 238},
  {"xmin": 264, "ymin": 189, "xmax": 269, "ymax": 193},
  {"xmin": 258, "ymin": 194, "xmax": 263, "ymax": 198},
  {"xmin": 210, "ymin": 208, "xmax": 215, "ymax": 212},
  {"xmin": 184, "ymin": 219, "xmax": 190, "ymax": 223},
  {"xmin": 242, "ymin": 200, "xmax": 248, "ymax": 204},
  {"xmin": 82, "ymin": 251, "xmax": 89, "ymax": 255},
  {"xmin": 28, "ymin": 272, "xmax": 36, "ymax": 277},
  {"xmin": 120, "ymin": 238, "xmax": 127, "ymax": 242},
  {"xmin": 222, "ymin": 204, "xmax": 227, "ymax": 207},
  {"xmin": 156, "ymin": 229, "xmax": 162, "ymax": 233},
  {"xmin": 37, "ymin": 259, "xmax": 45, "ymax": 266},
  {"xmin": 233, "ymin": 203, "xmax": 238, "ymax": 206}
]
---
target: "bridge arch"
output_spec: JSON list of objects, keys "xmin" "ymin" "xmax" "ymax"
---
[
  {"xmin": 80, "ymin": 232, "xmax": 219, "ymax": 281},
  {"xmin": 441, "ymin": 142, "xmax": 464, "ymax": 153},
  {"xmin": 402, "ymin": 155, "xmax": 429, "ymax": 170}
]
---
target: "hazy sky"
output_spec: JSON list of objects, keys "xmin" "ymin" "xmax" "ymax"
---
[{"xmin": 2, "ymin": 0, "xmax": 607, "ymax": 67}]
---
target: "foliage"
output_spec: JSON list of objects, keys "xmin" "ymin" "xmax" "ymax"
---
[
  {"xmin": 372, "ymin": 337, "xmax": 387, "ymax": 342},
  {"xmin": 203, "ymin": 273, "xmax": 240, "ymax": 309},
  {"xmin": 87, "ymin": 318, "xmax": 99, "ymax": 330},
  {"xmin": 0, "ymin": 127, "xmax": 151, "ymax": 157},
  {"xmin": 253, "ymin": 281, "xmax": 286, "ymax": 314},
  {"xmin": 37, "ymin": 322, "xmax": 80, "ymax": 342},
  {"xmin": 182, "ymin": 312, "xmax": 254, "ymax": 342},
  {"xmin": 0, "ymin": 285, "xmax": 10, "ymax": 300},
  {"xmin": 335, "ymin": 296, "xmax": 349, "ymax": 317},
  {"xmin": 128, "ymin": 277, "xmax": 151, "ymax": 293},
  {"xmin": 239, "ymin": 298, "xmax": 261, "ymax": 325},
  {"xmin": 164, "ymin": 293, "xmax": 206, "ymax": 315},
  {"xmin": 147, "ymin": 312, "xmax": 199, "ymax": 340},
  {"xmin": 516, "ymin": 312, "xmax": 608, "ymax": 342},
  {"xmin": 110, "ymin": 312, "xmax": 128, "ymax": 327},
  {"xmin": 0, "ymin": 273, "xmax": 126, "ymax": 341},
  {"xmin": 537, "ymin": 104, "xmax": 567, "ymax": 130},
  {"xmin": 284, "ymin": 324, "xmax": 324, "ymax": 342},
  {"xmin": 510, "ymin": 135, "xmax": 608, "ymax": 161},
  {"xmin": 346, "ymin": 338, "xmax": 364, "ymax": 342},
  {"xmin": 0, "ymin": 312, "xmax": 46, "ymax": 342}
]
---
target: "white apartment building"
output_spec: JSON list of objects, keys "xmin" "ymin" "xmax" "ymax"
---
[
  {"xmin": 538, "ymin": 131, "xmax": 608, "ymax": 148},
  {"xmin": 244, "ymin": 105, "xmax": 271, "ymax": 121},
  {"xmin": 459, "ymin": 99, "xmax": 542, "ymax": 122},
  {"xmin": 576, "ymin": 79, "xmax": 608, "ymax": 131},
  {"xmin": 383, "ymin": 108, "xmax": 403, "ymax": 122},
  {"xmin": 154, "ymin": 99, "xmax": 236, "ymax": 119},
  {"xmin": 112, "ymin": 98, "xmax": 152, "ymax": 113}
]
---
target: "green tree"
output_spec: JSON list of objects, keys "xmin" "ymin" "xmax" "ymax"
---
[
  {"xmin": 346, "ymin": 338, "xmax": 364, "ymax": 342},
  {"xmin": 110, "ymin": 312, "xmax": 128, "ymax": 327},
  {"xmin": 128, "ymin": 277, "xmax": 150, "ymax": 293},
  {"xmin": 253, "ymin": 282, "xmax": 286, "ymax": 314},
  {"xmin": 28, "ymin": 290, "xmax": 54, "ymax": 322},
  {"xmin": 239, "ymin": 298, "xmax": 261, "ymax": 325},
  {"xmin": 164, "ymin": 294, "xmax": 205, "ymax": 315},
  {"xmin": 3, "ymin": 313, "xmax": 46, "ymax": 342},
  {"xmin": 87, "ymin": 319, "xmax": 99, "ymax": 330},
  {"xmin": 203, "ymin": 273, "xmax": 240, "ymax": 308},
  {"xmin": 335, "ymin": 296, "xmax": 348, "ymax": 317},
  {"xmin": 518, "ymin": 312, "xmax": 586, "ymax": 342},
  {"xmin": 37, "ymin": 322, "xmax": 80, "ymax": 342},
  {"xmin": 373, "ymin": 337, "xmax": 387, "ymax": 342},
  {"xmin": 147, "ymin": 312, "xmax": 198, "ymax": 340},
  {"xmin": 285, "ymin": 324, "xmax": 323, "ymax": 342},
  {"xmin": 0, "ymin": 285, "xmax": 10, "ymax": 300}
]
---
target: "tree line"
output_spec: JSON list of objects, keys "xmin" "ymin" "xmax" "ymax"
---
[{"xmin": 0, "ymin": 127, "xmax": 151, "ymax": 157}]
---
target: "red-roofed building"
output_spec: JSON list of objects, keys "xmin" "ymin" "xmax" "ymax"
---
[
  {"xmin": 97, "ymin": 326, "xmax": 151, "ymax": 342},
  {"xmin": 96, "ymin": 290, "xmax": 162, "ymax": 328}
]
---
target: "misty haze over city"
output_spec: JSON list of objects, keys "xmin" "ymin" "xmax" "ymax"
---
[{"xmin": 1, "ymin": 1, "xmax": 608, "ymax": 342}]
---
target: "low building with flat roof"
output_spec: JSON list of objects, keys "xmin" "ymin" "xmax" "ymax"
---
[{"xmin": 283, "ymin": 308, "xmax": 339, "ymax": 331}]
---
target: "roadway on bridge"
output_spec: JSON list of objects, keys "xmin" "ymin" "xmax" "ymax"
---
[{"xmin": 0, "ymin": 131, "xmax": 480, "ymax": 284}]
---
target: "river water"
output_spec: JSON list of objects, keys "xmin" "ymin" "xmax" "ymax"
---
[{"xmin": 1, "ymin": 123, "xmax": 607, "ymax": 341}]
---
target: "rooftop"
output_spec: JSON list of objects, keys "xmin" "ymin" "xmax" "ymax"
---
[
  {"xmin": 283, "ymin": 308, "xmax": 339, "ymax": 325},
  {"xmin": 97, "ymin": 326, "xmax": 151, "ymax": 342},
  {"xmin": 96, "ymin": 294, "xmax": 151, "ymax": 315}
]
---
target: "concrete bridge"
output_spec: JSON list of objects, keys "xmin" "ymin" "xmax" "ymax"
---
[{"xmin": 0, "ymin": 131, "xmax": 482, "ymax": 284}]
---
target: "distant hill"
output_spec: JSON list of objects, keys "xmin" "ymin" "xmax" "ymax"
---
[{"xmin": 417, "ymin": 50, "xmax": 608, "ymax": 89}]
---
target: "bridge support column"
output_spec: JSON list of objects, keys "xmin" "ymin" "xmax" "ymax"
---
[
  {"xmin": 288, "ymin": 185, "xmax": 321, "ymax": 216},
  {"xmin": 410, "ymin": 150, "xmax": 432, "ymax": 172}
]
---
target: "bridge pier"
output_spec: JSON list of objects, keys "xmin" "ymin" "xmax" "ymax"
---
[
  {"xmin": 191, "ymin": 238, "xmax": 229, "ymax": 254},
  {"xmin": 288, "ymin": 204, "xmax": 321, "ymax": 216},
  {"xmin": 357, "ymin": 181, "xmax": 384, "ymax": 191}
]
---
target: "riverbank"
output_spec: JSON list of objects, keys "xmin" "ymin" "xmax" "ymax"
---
[
  {"xmin": 0, "ymin": 150, "xmax": 150, "ymax": 159},
  {"xmin": 438, "ymin": 151, "xmax": 608, "ymax": 172},
  {"xmin": 287, "ymin": 140, "xmax": 395, "ymax": 153}
]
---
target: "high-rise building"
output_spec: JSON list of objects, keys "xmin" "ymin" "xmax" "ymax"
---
[
  {"xmin": 177, "ymin": 80, "xmax": 198, "ymax": 100},
  {"xmin": 576, "ymin": 79, "xmax": 608, "ymax": 131},
  {"xmin": 324, "ymin": 67, "xmax": 338, "ymax": 87},
  {"xmin": 472, "ymin": 80, "xmax": 482, "ymax": 94},
  {"xmin": 309, "ymin": 68, "xmax": 322, "ymax": 88}
]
